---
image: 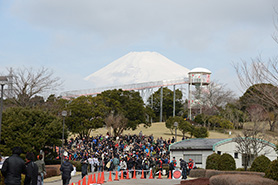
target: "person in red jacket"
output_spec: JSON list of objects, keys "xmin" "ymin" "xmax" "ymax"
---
[
  {"xmin": 158, "ymin": 158, "xmax": 163, "ymax": 172},
  {"xmin": 188, "ymin": 159, "xmax": 195, "ymax": 175}
]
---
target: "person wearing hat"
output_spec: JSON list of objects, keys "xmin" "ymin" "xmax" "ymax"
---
[{"xmin": 35, "ymin": 154, "xmax": 46, "ymax": 185}]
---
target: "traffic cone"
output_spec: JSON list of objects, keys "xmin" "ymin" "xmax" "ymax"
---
[
  {"xmin": 70, "ymin": 183, "xmax": 74, "ymax": 185},
  {"xmin": 78, "ymin": 180, "xmax": 81, "ymax": 185},
  {"xmin": 168, "ymin": 170, "xmax": 172, "ymax": 179},
  {"xmin": 157, "ymin": 170, "xmax": 162, "ymax": 179},
  {"xmin": 97, "ymin": 172, "xmax": 101, "ymax": 184},
  {"xmin": 140, "ymin": 169, "xmax": 145, "ymax": 179},
  {"xmin": 132, "ymin": 170, "xmax": 137, "ymax": 179},
  {"xmin": 87, "ymin": 174, "xmax": 92, "ymax": 185},
  {"xmin": 82, "ymin": 176, "xmax": 86, "ymax": 185},
  {"xmin": 92, "ymin": 174, "xmax": 96, "ymax": 184},
  {"xmin": 100, "ymin": 171, "xmax": 105, "ymax": 183},
  {"xmin": 108, "ymin": 171, "xmax": 113, "ymax": 182},
  {"xmin": 120, "ymin": 170, "xmax": 124, "ymax": 180},
  {"xmin": 149, "ymin": 169, "xmax": 154, "ymax": 179},
  {"xmin": 114, "ymin": 171, "xmax": 119, "ymax": 181},
  {"xmin": 126, "ymin": 170, "xmax": 130, "ymax": 179}
]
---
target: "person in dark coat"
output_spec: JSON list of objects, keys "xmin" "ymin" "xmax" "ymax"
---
[
  {"xmin": 24, "ymin": 152, "xmax": 38, "ymax": 185},
  {"xmin": 179, "ymin": 158, "xmax": 187, "ymax": 180},
  {"xmin": 60, "ymin": 157, "xmax": 74, "ymax": 185},
  {"xmin": 168, "ymin": 161, "xmax": 174, "ymax": 178},
  {"xmin": 80, "ymin": 156, "xmax": 88, "ymax": 178},
  {"xmin": 1, "ymin": 147, "xmax": 26, "ymax": 185}
]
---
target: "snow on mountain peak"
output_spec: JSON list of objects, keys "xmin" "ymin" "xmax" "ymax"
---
[{"xmin": 85, "ymin": 51, "xmax": 190, "ymax": 87}]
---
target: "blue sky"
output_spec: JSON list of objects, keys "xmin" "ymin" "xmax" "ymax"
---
[{"xmin": 0, "ymin": 0, "xmax": 277, "ymax": 97}]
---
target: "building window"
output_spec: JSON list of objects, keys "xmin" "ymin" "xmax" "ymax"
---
[
  {"xmin": 234, "ymin": 153, "xmax": 238, "ymax": 159},
  {"xmin": 184, "ymin": 154, "xmax": 202, "ymax": 164},
  {"xmin": 217, "ymin": 151, "xmax": 221, "ymax": 155}
]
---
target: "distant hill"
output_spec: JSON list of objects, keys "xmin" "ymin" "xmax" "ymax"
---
[{"xmin": 85, "ymin": 51, "xmax": 190, "ymax": 87}]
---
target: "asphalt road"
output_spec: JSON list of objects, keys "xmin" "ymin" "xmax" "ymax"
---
[{"xmin": 45, "ymin": 171, "xmax": 184, "ymax": 185}]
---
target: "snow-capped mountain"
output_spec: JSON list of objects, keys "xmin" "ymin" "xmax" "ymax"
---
[{"xmin": 85, "ymin": 51, "xmax": 190, "ymax": 87}]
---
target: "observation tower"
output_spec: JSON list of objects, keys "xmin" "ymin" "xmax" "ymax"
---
[{"xmin": 188, "ymin": 67, "xmax": 211, "ymax": 120}]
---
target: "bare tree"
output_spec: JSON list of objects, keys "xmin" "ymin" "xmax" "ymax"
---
[
  {"xmin": 6, "ymin": 67, "xmax": 61, "ymax": 107},
  {"xmin": 235, "ymin": 9, "xmax": 278, "ymax": 132},
  {"xmin": 193, "ymin": 81, "xmax": 235, "ymax": 128},
  {"xmin": 105, "ymin": 113, "xmax": 128, "ymax": 137},
  {"xmin": 234, "ymin": 105, "xmax": 272, "ymax": 171},
  {"xmin": 235, "ymin": 60, "xmax": 278, "ymax": 107},
  {"xmin": 235, "ymin": 59, "xmax": 278, "ymax": 132},
  {"xmin": 194, "ymin": 81, "xmax": 235, "ymax": 114}
]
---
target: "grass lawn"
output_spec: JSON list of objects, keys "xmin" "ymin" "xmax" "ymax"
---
[{"xmin": 90, "ymin": 122, "xmax": 238, "ymax": 142}]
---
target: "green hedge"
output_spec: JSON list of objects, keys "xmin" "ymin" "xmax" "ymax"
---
[
  {"xmin": 206, "ymin": 153, "xmax": 221, "ymax": 170},
  {"xmin": 250, "ymin": 155, "xmax": 271, "ymax": 173},
  {"xmin": 0, "ymin": 173, "xmax": 25, "ymax": 185},
  {"xmin": 70, "ymin": 160, "xmax": 82, "ymax": 171},
  {"xmin": 218, "ymin": 153, "xmax": 236, "ymax": 171},
  {"xmin": 265, "ymin": 160, "xmax": 278, "ymax": 181},
  {"xmin": 45, "ymin": 159, "xmax": 62, "ymax": 165}
]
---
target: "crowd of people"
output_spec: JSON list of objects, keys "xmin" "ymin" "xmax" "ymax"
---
[
  {"xmin": 61, "ymin": 131, "xmax": 195, "ymax": 180},
  {"xmin": 62, "ymin": 132, "xmax": 173, "ymax": 176},
  {"xmin": 0, "ymin": 132, "xmax": 196, "ymax": 185}
]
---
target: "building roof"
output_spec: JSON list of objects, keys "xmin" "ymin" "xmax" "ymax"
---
[
  {"xmin": 170, "ymin": 138, "xmax": 225, "ymax": 151},
  {"xmin": 189, "ymin": 67, "xmax": 211, "ymax": 74}
]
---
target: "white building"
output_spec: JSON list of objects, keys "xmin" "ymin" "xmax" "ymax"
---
[{"xmin": 169, "ymin": 138, "xmax": 277, "ymax": 169}]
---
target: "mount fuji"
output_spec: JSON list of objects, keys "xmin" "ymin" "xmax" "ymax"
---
[{"xmin": 85, "ymin": 51, "xmax": 190, "ymax": 87}]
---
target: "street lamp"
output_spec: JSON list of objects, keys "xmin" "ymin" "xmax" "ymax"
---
[
  {"xmin": 174, "ymin": 122, "xmax": 178, "ymax": 142},
  {"xmin": 0, "ymin": 76, "xmax": 9, "ymax": 143},
  {"xmin": 61, "ymin": 110, "xmax": 67, "ymax": 163}
]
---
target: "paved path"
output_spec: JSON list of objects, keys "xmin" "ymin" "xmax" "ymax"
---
[{"xmin": 44, "ymin": 171, "xmax": 187, "ymax": 185}]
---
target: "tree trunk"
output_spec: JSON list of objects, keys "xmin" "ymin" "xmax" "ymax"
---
[
  {"xmin": 244, "ymin": 154, "xmax": 248, "ymax": 171},
  {"xmin": 269, "ymin": 120, "xmax": 276, "ymax": 132}
]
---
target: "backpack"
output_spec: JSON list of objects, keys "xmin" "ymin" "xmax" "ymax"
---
[{"xmin": 169, "ymin": 162, "xmax": 174, "ymax": 169}]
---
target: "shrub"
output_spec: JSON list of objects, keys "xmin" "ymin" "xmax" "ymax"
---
[
  {"xmin": 45, "ymin": 165, "xmax": 61, "ymax": 178},
  {"xmin": 45, "ymin": 159, "xmax": 62, "ymax": 165},
  {"xmin": 218, "ymin": 153, "xmax": 236, "ymax": 171},
  {"xmin": 206, "ymin": 153, "xmax": 220, "ymax": 170},
  {"xmin": 250, "ymin": 155, "xmax": 271, "ymax": 172},
  {"xmin": 188, "ymin": 169, "xmax": 206, "ymax": 178},
  {"xmin": 70, "ymin": 160, "xmax": 82, "ymax": 171},
  {"xmin": 265, "ymin": 160, "xmax": 278, "ymax": 181},
  {"xmin": 0, "ymin": 173, "xmax": 4, "ymax": 185},
  {"xmin": 236, "ymin": 168, "xmax": 250, "ymax": 171},
  {"xmin": 0, "ymin": 173, "xmax": 25, "ymax": 185},
  {"xmin": 45, "ymin": 167, "xmax": 60, "ymax": 178},
  {"xmin": 205, "ymin": 169, "xmax": 265, "ymax": 178},
  {"xmin": 193, "ymin": 127, "xmax": 208, "ymax": 138},
  {"xmin": 210, "ymin": 174, "xmax": 278, "ymax": 185}
]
